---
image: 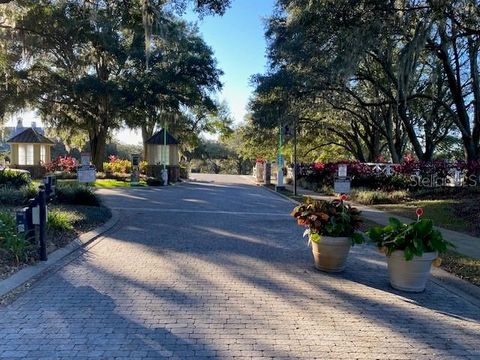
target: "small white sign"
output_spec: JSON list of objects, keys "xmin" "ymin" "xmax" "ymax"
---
[
  {"xmin": 338, "ymin": 164, "xmax": 347, "ymax": 178},
  {"xmin": 78, "ymin": 168, "xmax": 96, "ymax": 183},
  {"xmin": 334, "ymin": 178, "xmax": 351, "ymax": 194},
  {"xmin": 32, "ymin": 205, "xmax": 40, "ymax": 225}
]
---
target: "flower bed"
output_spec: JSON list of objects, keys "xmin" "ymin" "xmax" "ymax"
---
[{"xmin": 296, "ymin": 157, "xmax": 480, "ymax": 191}]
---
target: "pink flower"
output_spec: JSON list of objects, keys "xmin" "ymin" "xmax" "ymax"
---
[{"xmin": 340, "ymin": 194, "xmax": 348, "ymax": 202}]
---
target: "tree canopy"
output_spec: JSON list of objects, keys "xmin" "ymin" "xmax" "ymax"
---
[
  {"xmin": 249, "ymin": 0, "xmax": 480, "ymax": 164},
  {"xmin": 0, "ymin": 0, "xmax": 228, "ymax": 169}
]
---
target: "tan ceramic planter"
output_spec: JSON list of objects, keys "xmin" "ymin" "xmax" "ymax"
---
[
  {"xmin": 387, "ymin": 250, "xmax": 437, "ymax": 292},
  {"xmin": 310, "ymin": 236, "xmax": 351, "ymax": 272}
]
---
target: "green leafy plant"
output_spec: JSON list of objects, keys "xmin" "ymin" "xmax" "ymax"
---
[
  {"xmin": 54, "ymin": 183, "xmax": 100, "ymax": 206},
  {"xmin": 367, "ymin": 208, "xmax": 454, "ymax": 260},
  {"xmin": 0, "ymin": 169, "xmax": 31, "ymax": 189},
  {"xmin": 103, "ymin": 156, "xmax": 132, "ymax": 174},
  {"xmin": 350, "ymin": 189, "xmax": 408, "ymax": 205},
  {"xmin": 0, "ymin": 184, "xmax": 37, "ymax": 206},
  {"xmin": 0, "ymin": 211, "xmax": 32, "ymax": 265},
  {"xmin": 291, "ymin": 196, "xmax": 364, "ymax": 244},
  {"xmin": 47, "ymin": 209, "xmax": 77, "ymax": 231}
]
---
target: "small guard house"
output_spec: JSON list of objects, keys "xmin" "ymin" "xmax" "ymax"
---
[
  {"xmin": 7, "ymin": 127, "xmax": 54, "ymax": 178},
  {"xmin": 145, "ymin": 129, "xmax": 180, "ymax": 182}
]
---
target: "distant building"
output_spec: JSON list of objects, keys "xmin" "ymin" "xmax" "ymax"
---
[
  {"xmin": 145, "ymin": 129, "xmax": 181, "ymax": 182},
  {"xmin": 145, "ymin": 128, "xmax": 180, "ymax": 166},
  {"xmin": 0, "ymin": 119, "xmax": 46, "ymax": 154},
  {"xmin": 5, "ymin": 119, "xmax": 54, "ymax": 178}
]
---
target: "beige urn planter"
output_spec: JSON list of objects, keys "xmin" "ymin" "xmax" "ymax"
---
[
  {"xmin": 310, "ymin": 236, "xmax": 351, "ymax": 272},
  {"xmin": 387, "ymin": 250, "xmax": 437, "ymax": 292}
]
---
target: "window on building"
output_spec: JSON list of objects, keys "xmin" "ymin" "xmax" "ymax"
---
[
  {"xmin": 18, "ymin": 144, "xmax": 34, "ymax": 165},
  {"xmin": 26, "ymin": 144, "xmax": 34, "ymax": 165},
  {"xmin": 18, "ymin": 145, "xmax": 25, "ymax": 165},
  {"xmin": 40, "ymin": 145, "xmax": 46, "ymax": 163}
]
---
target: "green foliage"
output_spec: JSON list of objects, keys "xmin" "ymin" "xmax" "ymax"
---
[
  {"xmin": 0, "ymin": 184, "xmax": 37, "ymax": 206},
  {"xmin": 103, "ymin": 159, "xmax": 132, "ymax": 174},
  {"xmin": 367, "ymin": 217, "xmax": 454, "ymax": 261},
  {"xmin": 0, "ymin": 211, "xmax": 31, "ymax": 265},
  {"xmin": 54, "ymin": 184, "xmax": 99, "ymax": 206},
  {"xmin": 146, "ymin": 177, "xmax": 164, "ymax": 186},
  {"xmin": 291, "ymin": 197, "xmax": 364, "ymax": 243},
  {"xmin": 0, "ymin": 169, "xmax": 31, "ymax": 189},
  {"xmin": 47, "ymin": 209, "xmax": 78, "ymax": 231},
  {"xmin": 350, "ymin": 189, "xmax": 409, "ymax": 205},
  {"xmin": 249, "ymin": 0, "xmax": 477, "ymax": 163},
  {"xmin": 2, "ymin": 1, "xmax": 223, "ymax": 170}
]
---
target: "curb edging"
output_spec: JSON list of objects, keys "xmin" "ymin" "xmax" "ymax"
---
[{"xmin": 0, "ymin": 209, "xmax": 120, "ymax": 299}]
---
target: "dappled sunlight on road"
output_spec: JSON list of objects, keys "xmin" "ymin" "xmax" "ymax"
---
[{"xmin": 1, "ymin": 174, "xmax": 479, "ymax": 359}]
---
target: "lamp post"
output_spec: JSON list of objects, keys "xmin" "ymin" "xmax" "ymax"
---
[
  {"xmin": 161, "ymin": 120, "xmax": 168, "ymax": 185},
  {"xmin": 276, "ymin": 123, "xmax": 285, "ymax": 191},
  {"xmin": 293, "ymin": 117, "xmax": 298, "ymax": 196}
]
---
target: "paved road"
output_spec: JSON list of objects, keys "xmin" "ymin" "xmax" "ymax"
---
[{"xmin": 0, "ymin": 174, "xmax": 479, "ymax": 359}]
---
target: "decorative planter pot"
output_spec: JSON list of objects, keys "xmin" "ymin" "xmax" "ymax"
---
[
  {"xmin": 387, "ymin": 251, "xmax": 437, "ymax": 292},
  {"xmin": 311, "ymin": 236, "xmax": 351, "ymax": 272}
]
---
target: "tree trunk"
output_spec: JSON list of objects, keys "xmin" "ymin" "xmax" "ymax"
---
[
  {"xmin": 141, "ymin": 122, "xmax": 156, "ymax": 160},
  {"xmin": 89, "ymin": 128, "xmax": 107, "ymax": 171},
  {"xmin": 434, "ymin": 27, "xmax": 479, "ymax": 162}
]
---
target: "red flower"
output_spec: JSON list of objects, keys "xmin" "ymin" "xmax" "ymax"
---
[
  {"xmin": 340, "ymin": 194, "xmax": 349, "ymax": 202},
  {"xmin": 313, "ymin": 162, "xmax": 324, "ymax": 171},
  {"xmin": 416, "ymin": 208, "xmax": 424, "ymax": 218}
]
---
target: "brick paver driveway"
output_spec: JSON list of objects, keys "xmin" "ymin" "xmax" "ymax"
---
[{"xmin": 1, "ymin": 174, "xmax": 479, "ymax": 359}]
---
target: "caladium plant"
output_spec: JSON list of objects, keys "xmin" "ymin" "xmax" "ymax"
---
[
  {"xmin": 366, "ymin": 210, "xmax": 454, "ymax": 260},
  {"xmin": 291, "ymin": 197, "xmax": 364, "ymax": 244}
]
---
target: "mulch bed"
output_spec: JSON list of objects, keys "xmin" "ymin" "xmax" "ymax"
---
[{"xmin": 0, "ymin": 206, "xmax": 111, "ymax": 281}]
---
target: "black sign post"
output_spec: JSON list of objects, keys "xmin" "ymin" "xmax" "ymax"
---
[{"xmin": 38, "ymin": 186, "xmax": 47, "ymax": 261}]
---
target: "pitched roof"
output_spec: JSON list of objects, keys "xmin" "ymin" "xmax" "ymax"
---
[
  {"xmin": 6, "ymin": 127, "xmax": 54, "ymax": 144},
  {"xmin": 145, "ymin": 129, "xmax": 179, "ymax": 145}
]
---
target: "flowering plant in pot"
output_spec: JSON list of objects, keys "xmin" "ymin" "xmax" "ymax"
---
[
  {"xmin": 366, "ymin": 208, "xmax": 454, "ymax": 292},
  {"xmin": 291, "ymin": 196, "xmax": 364, "ymax": 272}
]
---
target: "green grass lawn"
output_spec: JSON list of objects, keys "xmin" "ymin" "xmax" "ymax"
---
[
  {"xmin": 55, "ymin": 178, "xmax": 147, "ymax": 188},
  {"xmin": 375, "ymin": 199, "xmax": 469, "ymax": 233},
  {"xmin": 93, "ymin": 179, "xmax": 147, "ymax": 188}
]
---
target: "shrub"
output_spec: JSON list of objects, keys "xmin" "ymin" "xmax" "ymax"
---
[
  {"xmin": 146, "ymin": 177, "xmax": 163, "ymax": 186},
  {"xmin": 139, "ymin": 161, "xmax": 148, "ymax": 174},
  {"xmin": 179, "ymin": 164, "xmax": 189, "ymax": 179},
  {"xmin": 47, "ymin": 209, "xmax": 79, "ymax": 231},
  {"xmin": 45, "ymin": 156, "xmax": 78, "ymax": 173},
  {"xmin": 103, "ymin": 155, "xmax": 132, "ymax": 174},
  {"xmin": 0, "ymin": 169, "xmax": 31, "ymax": 189},
  {"xmin": 52, "ymin": 171, "xmax": 77, "ymax": 180},
  {"xmin": 0, "ymin": 184, "xmax": 37, "ymax": 206},
  {"xmin": 112, "ymin": 172, "xmax": 130, "ymax": 181},
  {"xmin": 350, "ymin": 189, "xmax": 409, "ymax": 205},
  {"xmin": 54, "ymin": 183, "xmax": 100, "ymax": 206},
  {"xmin": 0, "ymin": 211, "xmax": 32, "ymax": 264}
]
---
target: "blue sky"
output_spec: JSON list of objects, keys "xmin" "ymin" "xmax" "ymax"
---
[
  {"xmin": 12, "ymin": 1, "xmax": 276, "ymax": 144},
  {"xmin": 186, "ymin": 0, "xmax": 276, "ymax": 125}
]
